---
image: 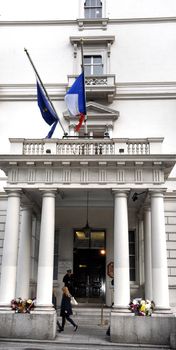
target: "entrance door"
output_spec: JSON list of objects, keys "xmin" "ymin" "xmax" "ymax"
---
[{"xmin": 73, "ymin": 230, "xmax": 106, "ymax": 303}]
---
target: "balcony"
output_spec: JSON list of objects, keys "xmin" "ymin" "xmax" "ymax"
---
[
  {"xmin": 67, "ymin": 74, "xmax": 116, "ymax": 103},
  {"xmin": 4, "ymin": 137, "xmax": 176, "ymax": 186},
  {"xmin": 10, "ymin": 137, "xmax": 164, "ymax": 156}
]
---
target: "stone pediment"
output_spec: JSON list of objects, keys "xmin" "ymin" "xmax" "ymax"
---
[
  {"xmin": 86, "ymin": 101, "xmax": 119, "ymax": 120},
  {"xmin": 63, "ymin": 101, "xmax": 119, "ymax": 136}
]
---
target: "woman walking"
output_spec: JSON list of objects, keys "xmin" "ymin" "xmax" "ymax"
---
[{"xmin": 59, "ymin": 286, "xmax": 78, "ymax": 332}]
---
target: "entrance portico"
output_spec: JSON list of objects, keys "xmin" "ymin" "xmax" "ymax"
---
[
  {"xmin": 0, "ymin": 137, "xmax": 175, "ymax": 340},
  {"xmin": 0, "ymin": 186, "xmax": 171, "ymax": 312}
]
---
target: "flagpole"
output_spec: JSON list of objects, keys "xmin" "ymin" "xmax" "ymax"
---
[
  {"xmin": 80, "ymin": 40, "xmax": 88, "ymax": 136},
  {"xmin": 24, "ymin": 48, "xmax": 66, "ymax": 135}
]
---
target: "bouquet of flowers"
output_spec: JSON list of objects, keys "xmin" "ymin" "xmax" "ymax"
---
[
  {"xmin": 129, "ymin": 298, "xmax": 155, "ymax": 316},
  {"xmin": 11, "ymin": 297, "xmax": 36, "ymax": 313}
]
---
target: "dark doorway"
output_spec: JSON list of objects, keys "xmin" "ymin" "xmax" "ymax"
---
[{"xmin": 73, "ymin": 230, "xmax": 106, "ymax": 303}]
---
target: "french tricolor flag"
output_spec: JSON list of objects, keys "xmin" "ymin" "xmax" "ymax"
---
[{"xmin": 65, "ymin": 72, "xmax": 86, "ymax": 132}]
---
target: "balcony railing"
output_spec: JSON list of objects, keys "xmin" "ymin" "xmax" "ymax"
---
[
  {"xmin": 9, "ymin": 137, "xmax": 164, "ymax": 156},
  {"xmin": 56, "ymin": 141, "xmax": 114, "ymax": 155},
  {"xmin": 67, "ymin": 74, "xmax": 116, "ymax": 102}
]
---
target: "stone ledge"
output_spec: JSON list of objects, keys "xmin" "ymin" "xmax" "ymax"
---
[{"xmin": 0, "ymin": 312, "xmax": 56, "ymax": 340}]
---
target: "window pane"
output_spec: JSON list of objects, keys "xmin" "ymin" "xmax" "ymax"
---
[
  {"xmin": 129, "ymin": 230, "xmax": 135, "ymax": 242},
  {"xmin": 85, "ymin": 0, "xmax": 92, "ymax": 5},
  {"xmin": 84, "ymin": 0, "xmax": 102, "ymax": 18},
  {"xmin": 93, "ymin": 65, "xmax": 103, "ymax": 75},
  {"xmin": 84, "ymin": 9, "xmax": 89, "ymax": 18},
  {"xmin": 129, "ymin": 230, "xmax": 136, "ymax": 281},
  {"xmin": 95, "ymin": 8, "xmax": 102, "ymax": 18},
  {"xmin": 84, "ymin": 55, "xmax": 103, "ymax": 76},
  {"xmin": 74, "ymin": 230, "xmax": 105, "ymax": 249},
  {"xmin": 91, "ymin": 231, "xmax": 105, "ymax": 248},
  {"xmin": 74, "ymin": 231, "xmax": 89, "ymax": 248},
  {"xmin": 84, "ymin": 56, "xmax": 91, "ymax": 64},
  {"xmin": 129, "ymin": 243, "xmax": 135, "ymax": 255},
  {"xmin": 130, "ymin": 269, "xmax": 135, "ymax": 281},
  {"xmin": 130, "ymin": 256, "xmax": 135, "ymax": 268},
  {"xmin": 53, "ymin": 233, "xmax": 59, "ymax": 279},
  {"xmin": 93, "ymin": 56, "xmax": 101, "ymax": 64},
  {"xmin": 84, "ymin": 66, "xmax": 91, "ymax": 76},
  {"xmin": 85, "ymin": 0, "xmax": 102, "ymax": 7}
]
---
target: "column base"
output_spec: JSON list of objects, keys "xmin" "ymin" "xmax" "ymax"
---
[
  {"xmin": 0, "ymin": 303, "xmax": 13, "ymax": 312},
  {"xmin": 112, "ymin": 305, "xmax": 132, "ymax": 314},
  {"xmin": 153, "ymin": 306, "xmax": 173, "ymax": 316},
  {"xmin": 34, "ymin": 304, "xmax": 55, "ymax": 314}
]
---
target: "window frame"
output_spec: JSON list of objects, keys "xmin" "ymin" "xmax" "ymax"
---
[
  {"xmin": 84, "ymin": 0, "xmax": 102, "ymax": 19},
  {"xmin": 84, "ymin": 54, "xmax": 103, "ymax": 76},
  {"xmin": 78, "ymin": 0, "xmax": 106, "ymax": 20},
  {"xmin": 81, "ymin": 48, "xmax": 107, "ymax": 75},
  {"xmin": 129, "ymin": 230, "xmax": 136, "ymax": 282}
]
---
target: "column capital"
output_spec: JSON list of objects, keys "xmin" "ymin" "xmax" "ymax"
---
[
  {"xmin": 20, "ymin": 204, "xmax": 33, "ymax": 212},
  {"xmin": 112, "ymin": 188, "xmax": 130, "ymax": 198},
  {"xmin": 4, "ymin": 188, "xmax": 22, "ymax": 198},
  {"xmin": 39, "ymin": 188, "xmax": 57, "ymax": 198},
  {"xmin": 148, "ymin": 188, "xmax": 167, "ymax": 198}
]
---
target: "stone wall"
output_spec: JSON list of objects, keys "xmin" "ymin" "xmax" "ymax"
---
[
  {"xmin": 110, "ymin": 313, "xmax": 176, "ymax": 346},
  {"xmin": 0, "ymin": 312, "xmax": 56, "ymax": 340}
]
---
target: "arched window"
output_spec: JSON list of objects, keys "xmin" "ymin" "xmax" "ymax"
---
[{"xmin": 84, "ymin": 0, "xmax": 102, "ymax": 19}]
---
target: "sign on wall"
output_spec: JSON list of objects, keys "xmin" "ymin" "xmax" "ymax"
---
[{"xmin": 107, "ymin": 261, "xmax": 114, "ymax": 278}]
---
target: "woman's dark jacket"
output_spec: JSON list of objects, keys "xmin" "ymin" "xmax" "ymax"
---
[{"xmin": 60, "ymin": 294, "xmax": 73, "ymax": 317}]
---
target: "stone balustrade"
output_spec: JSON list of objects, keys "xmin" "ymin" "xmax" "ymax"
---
[
  {"xmin": 9, "ymin": 137, "xmax": 164, "ymax": 156},
  {"xmin": 67, "ymin": 74, "xmax": 116, "ymax": 102}
]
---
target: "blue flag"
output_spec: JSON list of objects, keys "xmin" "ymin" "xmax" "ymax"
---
[{"xmin": 37, "ymin": 81, "xmax": 58, "ymax": 138}]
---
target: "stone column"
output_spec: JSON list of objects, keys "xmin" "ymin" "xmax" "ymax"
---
[
  {"xmin": 0, "ymin": 190, "xmax": 21, "ymax": 309},
  {"xmin": 36, "ymin": 190, "xmax": 56, "ymax": 311},
  {"xmin": 144, "ymin": 207, "xmax": 152, "ymax": 301},
  {"xmin": 16, "ymin": 205, "xmax": 32, "ymax": 299},
  {"xmin": 150, "ymin": 191, "xmax": 170, "ymax": 311},
  {"xmin": 113, "ymin": 190, "xmax": 130, "ymax": 311},
  {"xmin": 138, "ymin": 218, "xmax": 145, "ymax": 286}
]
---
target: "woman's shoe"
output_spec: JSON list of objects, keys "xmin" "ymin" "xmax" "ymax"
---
[
  {"xmin": 74, "ymin": 325, "xmax": 78, "ymax": 332},
  {"xmin": 58, "ymin": 328, "xmax": 64, "ymax": 332}
]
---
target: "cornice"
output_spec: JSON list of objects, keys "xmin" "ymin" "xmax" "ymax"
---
[
  {"xmin": 0, "ymin": 154, "xmax": 175, "ymax": 189},
  {"xmin": 0, "ymin": 84, "xmax": 66, "ymax": 101},
  {"xmin": 109, "ymin": 17, "xmax": 176, "ymax": 24},
  {"xmin": 0, "ymin": 20, "xmax": 76, "ymax": 26},
  {"xmin": 70, "ymin": 35, "xmax": 115, "ymax": 45},
  {"xmin": 0, "ymin": 17, "xmax": 176, "ymax": 26},
  {"xmin": 0, "ymin": 153, "xmax": 175, "ymax": 163},
  {"xmin": 116, "ymin": 82, "xmax": 176, "ymax": 100},
  {"xmin": 0, "ymin": 82, "xmax": 176, "ymax": 101}
]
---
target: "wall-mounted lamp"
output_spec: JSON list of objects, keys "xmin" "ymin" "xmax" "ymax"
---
[
  {"xmin": 132, "ymin": 191, "xmax": 147, "ymax": 202},
  {"xmin": 100, "ymin": 249, "xmax": 106, "ymax": 255}
]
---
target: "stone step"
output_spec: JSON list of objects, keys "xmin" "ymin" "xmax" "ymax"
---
[{"xmin": 57, "ymin": 306, "xmax": 111, "ymax": 325}]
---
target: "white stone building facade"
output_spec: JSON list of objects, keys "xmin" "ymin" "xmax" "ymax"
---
[{"xmin": 0, "ymin": 0, "xmax": 176, "ymax": 343}]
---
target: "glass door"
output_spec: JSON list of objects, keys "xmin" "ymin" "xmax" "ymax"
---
[{"xmin": 73, "ymin": 230, "xmax": 106, "ymax": 302}]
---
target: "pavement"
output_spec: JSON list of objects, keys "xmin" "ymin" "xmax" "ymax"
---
[{"xmin": 0, "ymin": 322, "xmax": 171, "ymax": 350}]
